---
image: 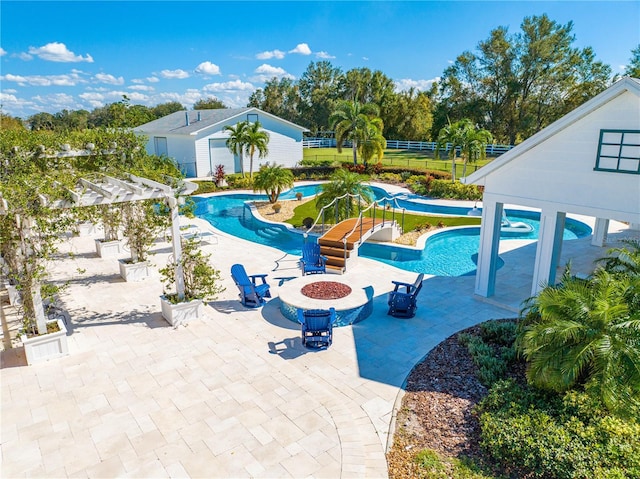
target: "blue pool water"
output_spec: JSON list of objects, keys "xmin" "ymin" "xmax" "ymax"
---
[{"xmin": 193, "ymin": 184, "xmax": 592, "ymax": 277}]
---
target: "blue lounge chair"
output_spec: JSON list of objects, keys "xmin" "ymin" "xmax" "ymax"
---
[
  {"xmin": 387, "ymin": 273, "xmax": 424, "ymax": 318},
  {"xmin": 231, "ymin": 264, "xmax": 271, "ymax": 308},
  {"xmin": 297, "ymin": 308, "xmax": 337, "ymax": 349},
  {"xmin": 300, "ymin": 243, "xmax": 327, "ymax": 275}
]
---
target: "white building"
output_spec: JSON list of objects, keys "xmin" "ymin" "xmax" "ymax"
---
[
  {"xmin": 135, "ymin": 107, "xmax": 308, "ymax": 178},
  {"xmin": 462, "ymin": 77, "xmax": 640, "ymax": 298}
]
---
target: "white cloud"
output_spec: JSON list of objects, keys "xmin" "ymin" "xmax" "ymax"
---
[
  {"xmin": 1, "ymin": 72, "xmax": 86, "ymax": 87},
  {"xmin": 160, "ymin": 69, "xmax": 190, "ymax": 79},
  {"xmin": 362, "ymin": 57, "xmax": 369, "ymax": 61},
  {"xmin": 289, "ymin": 43, "xmax": 311, "ymax": 55},
  {"xmin": 256, "ymin": 49, "xmax": 286, "ymax": 60},
  {"xmin": 128, "ymin": 85, "xmax": 155, "ymax": 92},
  {"xmin": 131, "ymin": 78, "xmax": 145, "ymax": 84},
  {"xmin": 147, "ymin": 76, "xmax": 160, "ymax": 83},
  {"xmin": 395, "ymin": 78, "xmax": 439, "ymax": 92},
  {"xmin": 195, "ymin": 61, "xmax": 221, "ymax": 76},
  {"xmin": 203, "ymin": 80, "xmax": 255, "ymax": 92},
  {"xmin": 28, "ymin": 42, "xmax": 93, "ymax": 63},
  {"xmin": 0, "ymin": 48, "xmax": 6, "ymax": 57},
  {"xmin": 251, "ymin": 64, "xmax": 295, "ymax": 82},
  {"xmin": 16, "ymin": 52, "xmax": 33, "ymax": 61},
  {"xmin": 448, "ymin": 60, "xmax": 454, "ymax": 64},
  {"xmin": 3, "ymin": 88, "xmax": 17, "ymax": 94},
  {"xmin": 315, "ymin": 51, "xmax": 335, "ymax": 59},
  {"xmin": 31, "ymin": 93, "xmax": 80, "ymax": 111},
  {"xmin": 94, "ymin": 73, "xmax": 124, "ymax": 85}
]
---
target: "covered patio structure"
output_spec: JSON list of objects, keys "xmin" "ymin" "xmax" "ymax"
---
[{"xmin": 462, "ymin": 77, "xmax": 640, "ymax": 298}]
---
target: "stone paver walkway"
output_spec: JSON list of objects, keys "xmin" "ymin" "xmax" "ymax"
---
[{"xmin": 1, "ymin": 209, "xmax": 635, "ymax": 478}]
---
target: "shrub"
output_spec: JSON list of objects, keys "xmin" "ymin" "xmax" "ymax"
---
[
  {"xmin": 300, "ymin": 157, "xmax": 337, "ymax": 167},
  {"xmin": 478, "ymin": 380, "xmax": 640, "ymax": 479},
  {"xmin": 399, "ymin": 171, "xmax": 412, "ymax": 182},
  {"xmin": 191, "ymin": 180, "xmax": 217, "ymax": 194},
  {"xmin": 480, "ymin": 319, "xmax": 518, "ymax": 346},
  {"xmin": 272, "ymin": 202, "xmax": 282, "ymax": 213},
  {"xmin": 226, "ymin": 174, "xmax": 253, "ymax": 189}
]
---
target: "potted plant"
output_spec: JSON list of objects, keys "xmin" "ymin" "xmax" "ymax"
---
[
  {"xmin": 295, "ymin": 191, "xmax": 303, "ymax": 201},
  {"xmin": 119, "ymin": 200, "xmax": 167, "ymax": 282},
  {"xmin": 94, "ymin": 204, "xmax": 123, "ymax": 257},
  {"xmin": 214, "ymin": 164, "xmax": 227, "ymax": 188},
  {"xmin": 158, "ymin": 237, "xmax": 225, "ymax": 327},
  {"xmin": 272, "ymin": 202, "xmax": 282, "ymax": 214}
]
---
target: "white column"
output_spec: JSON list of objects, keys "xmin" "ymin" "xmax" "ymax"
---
[
  {"xmin": 591, "ymin": 218, "xmax": 609, "ymax": 246},
  {"xmin": 167, "ymin": 197, "xmax": 185, "ymax": 300},
  {"xmin": 475, "ymin": 200, "xmax": 503, "ymax": 297},
  {"xmin": 531, "ymin": 210, "xmax": 566, "ymax": 296}
]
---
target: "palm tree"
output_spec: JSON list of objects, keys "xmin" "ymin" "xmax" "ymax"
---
[
  {"xmin": 252, "ymin": 162, "xmax": 294, "ymax": 203},
  {"xmin": 357, "ymin": 117, "xmax": 386, "ymax": 166},
  {"xmin": 597, "ymin": 238, "xmax": 640, "ymax": 277},
  {"xmin": 244, "ymin": 121, "xmax": 270, "ymax": 179},
  {"xmin": 518, "ymin": 267, "xmax": 640, "ymax": 415},
  {"xmin": 315, "ymin": 169, "xmax": 373, "ymax": 223},
  {"xmin": 460, "ymin": 126, "xmax": 492, "ymax": 178},
  {"xmin": 329, "ymin": 99, "xmax": 380, "ymax": 165},
  {"xmin": 435, "ymin": 118, "xmax": 469, "ymax": 182},
  {"xmin": 223, "ymin": 121, "xmax": 248, "ymax": 177}
]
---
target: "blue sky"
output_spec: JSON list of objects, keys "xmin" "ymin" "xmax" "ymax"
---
[{"xmin": 1, "ymin": 1, "xmax": 638, "ymax": 118}]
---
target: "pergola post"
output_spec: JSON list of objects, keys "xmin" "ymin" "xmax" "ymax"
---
[
  {"xmin": 531, "ymin": 210, "xmax": 566, "ymax": 295},
  {"xmin": 19, "ymin": 216, "xmax": 47, "ymax": 335},
  {"xmin": 592, "ymin": 218, "xmax": 609, "ymax": 246},
  {"xmin": 167, "ymin": 196, "xmax": 185, "ymax": 301}
]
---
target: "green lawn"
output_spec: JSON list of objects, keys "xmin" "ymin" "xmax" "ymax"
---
[
  {"xmin": 284, "ymin": 198, "xmax": 480, "ymax": 233},
  {"xmin": 303, "ymin": 148, "xmax": 494, "ymax": 175}
]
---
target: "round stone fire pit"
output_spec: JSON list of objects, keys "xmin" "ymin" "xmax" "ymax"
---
[{"xmin": 279, "ymin": 275, "xmax": 373, "ymax": 327}]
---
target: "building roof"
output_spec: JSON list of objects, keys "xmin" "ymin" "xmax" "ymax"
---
[
  {"xmin": 134, "ymin": 107, "xmax": 308, "ymax": 136},
  {"xmin": 462, "ymin": 76, "xmax": 640, "ymax": 184}
]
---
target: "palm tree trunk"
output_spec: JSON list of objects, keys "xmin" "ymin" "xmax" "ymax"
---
[
  {"xmin": 352, "ymin": 141, "xmax": 358, "ymax": 165},
  {"xmin": 451, "ymin": 153, "xmax": 456, "ymax": 183}
]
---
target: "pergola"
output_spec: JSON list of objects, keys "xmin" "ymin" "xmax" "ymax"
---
[
  {"xmin": 462, "ymin": 77, "xmax": 640, "ymax": 298},
  {"xmin": 1, "ymin": 153, "xmax": 197, "ymax": 335}
]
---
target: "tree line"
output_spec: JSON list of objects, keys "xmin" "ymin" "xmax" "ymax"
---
[{"xmin": 2, "ymin": 15, "xmax": 639, "ymax": 145}]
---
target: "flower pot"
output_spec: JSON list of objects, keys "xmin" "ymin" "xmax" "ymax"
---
[
  {"xmin": 160, "ymin": 296, "xmax": 203, "ymax": 327},
  {"xmin": 216, "ymin": 179, "xmax": 228, "ymax": 187},
  {"xmin": 119, "ymin": 260, "xmax": 150, "ymax": 282},
  {"xmin": 95, "ymin": 239, "xmax": 122, "ymax": 258},
  {"xmin": 21, "ymin": 319, "xmax": 68, "ymax": 365}
]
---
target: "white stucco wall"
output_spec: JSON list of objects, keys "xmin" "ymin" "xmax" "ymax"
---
[{"xmin": 481, "ymin": 90, "xmax": 640, "ymax": 224}]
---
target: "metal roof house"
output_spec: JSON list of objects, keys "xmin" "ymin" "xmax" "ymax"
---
[
  {"xmin": 135, "ymin": 107, "xmax": 308, "ymax": 178},
  {"xmin": 462, "ymin": 77, "xmax": 640, "ymax": 299}
]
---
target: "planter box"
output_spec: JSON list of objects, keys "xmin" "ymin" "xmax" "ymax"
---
[
  {"xmin": 95, "ymin": 239, "xmax": 122, "ymax": 258},
  {"xmin": 76, "ymin": 222, "xmax": 98, "ymax": 237},
  {"xmin": 160, "ymin": 296, "xmax": 203, "ymax": 327},
  {"xmin": 5, "ymin": 283, "xmax": 21, "ymax": 306},
  {"xmin": 21, "ymin": 319, "xmax": 69, "ymax": 365},
  {"xmin": 118, "ymin": 260, "xmax": 149, "ymax": 282}
]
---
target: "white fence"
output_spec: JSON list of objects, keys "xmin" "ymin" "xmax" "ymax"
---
[{"xmin": 302, "ymin": 138, "xmax": 514, "ymax": 156}]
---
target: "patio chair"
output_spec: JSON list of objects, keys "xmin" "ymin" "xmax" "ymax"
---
[
  {"xmin": 300, "ymin": 242, "xmax": 327, "ymax": 275},
  {"xmin": 387, "ymin": 273, "xmax": 424, "ymax": 318},
  {"xmin": 231, "ymin": 264, "xmax": 271, "ymax": 308},
  {"xmin": 297, "ymin": 307, "xmax": 337, "ymax": 349}
]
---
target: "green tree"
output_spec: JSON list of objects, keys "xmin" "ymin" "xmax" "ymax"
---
[
  {"xmin": 435, "ymin": 119, "xmax": 469, "ymax": 182},
  {"xmin": 329, "ymin": 99, "xmax": 380, "ymax": 165},
  {"xmin": 357, "ymin": 116, "xmax": 386, "ymax": 166},
  {"xmin": 315, "ymin": 169, "xmax": 373, "ymax": 222},
  {"xmin": 385, "ymin": 88, "xmax": 433, "ymax": 141},
  {"xmin": 518, "ymin": 268, "xmax": 640, "ymax": 415},
  {"xmin": 223, "ymin": 121, "xmax": 248, "ymax": 177},
  {"xmin": 460, "ymin": 124, "xmax": 493, "ymax": 178},
  {"xmin": 0, "ymin": 113, "xmax": 25, "ymax": 131},
  {"xmin": 342, "ymin": 68, "xmax": 396, "ymax": 135},
  {"xmin": 252, "ymin": 162, "xmax": 294, "ymax": 203},
  {"xmin": 193, "ymin": 97, "xmax": 227, "ymax": 110},
  {"xmin": 298, "ymin": 61, "xmax": 344, "ymax": 133},
  {"xmin": 28, "ymin": 112, "xmax": 57, "ymax": 131},
  {"xmin": 151, "ymin": 101, "xmax": 185, "ymax": 118},
  {"xmin": 248, "ymin": 77, "xmax": 300, "ymax": 124},
  {"xmin": 625, "ymin": 45, "xmax": 640, "ymax": 78},
  {"xmin": 243, "ymin": 121, "xmax": 270, "ymax": 179}
]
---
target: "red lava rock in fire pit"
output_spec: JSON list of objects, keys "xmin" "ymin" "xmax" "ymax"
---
[{"xmin": 301, "ymin": 281, "xmax": 352, "ymax": 300}]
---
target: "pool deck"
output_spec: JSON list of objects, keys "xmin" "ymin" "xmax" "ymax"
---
[{"xmin": 1, "ymin": 199, "xmax": 637, "ymax": 478}]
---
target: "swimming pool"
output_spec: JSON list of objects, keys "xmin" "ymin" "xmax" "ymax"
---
[{"xmin": 193, "ymin": 184, "xmax": 592, "ymax": 277}]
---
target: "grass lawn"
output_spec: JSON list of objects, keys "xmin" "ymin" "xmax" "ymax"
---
[
  {"xmin": 303, "ymin": 148, "xmax": 495, "ymax": 175},
  {"xmin": 284, "ymin": 198, "xmax": 480, "ymax": 233}
]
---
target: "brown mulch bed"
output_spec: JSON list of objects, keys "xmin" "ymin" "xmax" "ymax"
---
[{"xmin": 387, "ymin": 326, "xmax": 491, "ymax": 478}]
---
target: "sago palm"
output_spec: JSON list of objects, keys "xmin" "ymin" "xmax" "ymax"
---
[
  {"xmin": 252, "ymin": 162, "xmax": 294, "ymax": 203},
  {"xmin": 518, "ymin": 267, "xmax": 640, "ymax": 415},
  {"xmin": 329, "ymin": 99, "xmax": 380, "ymax": 165},
  {"xmin": 315, "ymin": 169, "xmax": 373, "ymax": 223},
  {"xmin": 244, "ymin": 121, "xmax": 270, "ymax": 179}
]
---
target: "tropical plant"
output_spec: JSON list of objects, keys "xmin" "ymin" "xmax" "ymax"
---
[
  {"xmin": 357, "ymin": 116, "xmax": 386, "ymax": 166},
  {"xmin": 315, "ymin": 169, "xmax": 373, "ymax": 222},
  {"xmin": 518, "ymin": 267, "xmax": 640, "ymax": 415},
  {"xmin": 435, "ymin": 118, "xmax": 467, "ymax": 182},
  {"xmin": 120, "ymin": 200, "xmax": 168, "ymax": 263},
  {"xmin": 243, "ymin": 121, "xmax": 270, "ymax": 179},
  {"xmin": 329, "ymin": 99, "xmax": 380, "ymax": 165},
  {"xmin": 159, "ymin": 237, "xmax": 225, "ymax": 303},
  {"xmin": 223, "ymin": 121, "xmax": 248, "ymax": 177},
  {"xmin": 597, "ymin": 238, "xmax": 640, "ymax": 277},
  {"xmin": 213, "ymin": 164, "xmax": 226, "ymax": 186},
  {"xmin": 460, "ymin": 125, "xmax": 493, "ymax": 178},
  {"xmin": 252, "ymin": 162, "xmax": 294, "ymax": 203}
]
